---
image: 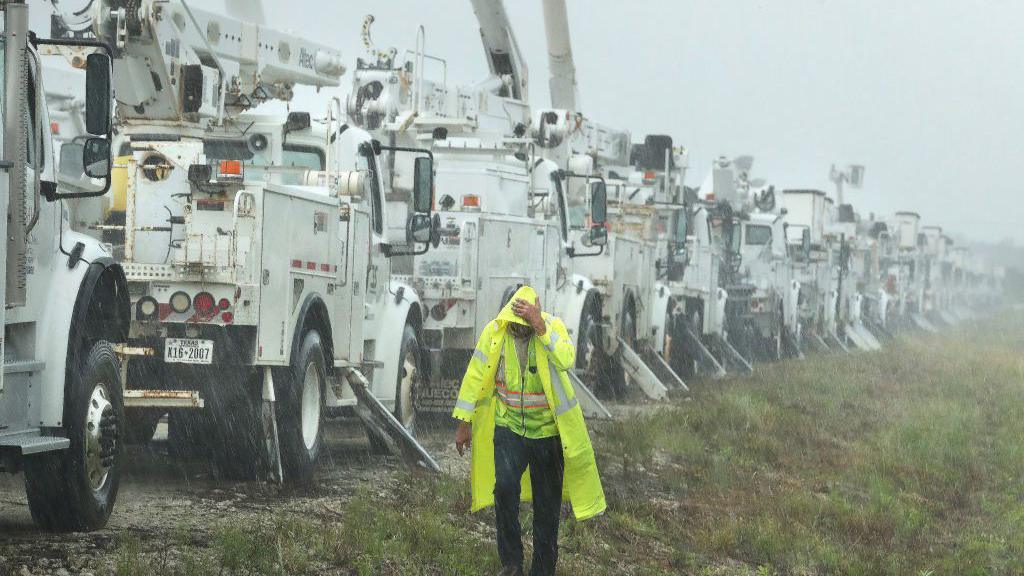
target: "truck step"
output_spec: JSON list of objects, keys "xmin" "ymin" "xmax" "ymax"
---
[
  {"xmin": 616, "ymin": 338, "xmax": 668, "ymax": 401},
  {"xmin": 114, "ymin": 345, "xmax": 156, "ymax": 357},
  {"xmin": 567, "ymin": 370, "xmax": 614, "ymax": 419},
  {"xmin": 123, "ymin": 390, "xmax": 204, "ymax": 408},
  {"xmin": 0, "ymin": 433, "xmax": 70, "ymax": 455},
  {"xmin": 3, "ymin": 359, "xmax": 45, "ymax": 375}
]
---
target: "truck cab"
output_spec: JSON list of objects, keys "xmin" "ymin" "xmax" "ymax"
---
[{"xmin": 1, "ymin": 1, "xmax": 128, "ymax": 531}]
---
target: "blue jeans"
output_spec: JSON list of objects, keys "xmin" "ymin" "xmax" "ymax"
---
[{"xmin": 493, "ymin": 425, "xmax": 564, "ymax": 576}]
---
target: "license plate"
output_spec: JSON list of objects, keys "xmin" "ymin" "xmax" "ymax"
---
[{"xmin": 164, "ymin": 338, "xmax": 214, "ymax": 365}]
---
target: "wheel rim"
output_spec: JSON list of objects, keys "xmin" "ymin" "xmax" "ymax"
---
[
  {"xmin": 301, "ymin": 362, "xmax": 322, "ymax": 451},
  {"xmin": 84, "ymin": 383, "xmax": 114, "ymax": 491},
  {"xmin": 398, "ymin": 344, "xmax": 419, "ymax": 430},
  {"xmin": 622, "ymin": 307, "xmax": 636, "ymax": 349},
  {"xmin": 580, "ymin": 314, "xmax": 601, "ymax": 382}
]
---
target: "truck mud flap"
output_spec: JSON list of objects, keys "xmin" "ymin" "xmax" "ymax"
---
[
  {"xmin": 345, "ymin": 370, "xmax": 441, "ymax": 473},
  {"xmin": 679, "ymin": 324, "xmax": 727, "ymax": 379},
  {"xmin": 616, "ymin": 338, "xmax": 668, "ymax": 401},
  {"xmin": 567, "ymin": 370, "xmax": 614, "ymax": 419},
  {"xmin": 642, "ymin": 350, "xmax": 690, "ymax": 392},
  {"xmin": 910, "ymin": 313, "xmax": 938, "ymax": 333}
]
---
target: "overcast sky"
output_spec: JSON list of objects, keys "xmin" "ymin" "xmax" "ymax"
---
[{"xmin": 38, "ymin": 1, "xmax": 1024, "ymax": 245}]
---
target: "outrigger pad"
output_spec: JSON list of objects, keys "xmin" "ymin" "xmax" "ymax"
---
[
  {"xmin": 616, "ymin": 338, "xmax": 668, "ymax": 401},
  {"xmin": 345, "ymin": 370, "xmax": 441, "ymax": 473},
  {"xmin": 568, "ymin": 370, "xmax": 614, "ymax": 419}
]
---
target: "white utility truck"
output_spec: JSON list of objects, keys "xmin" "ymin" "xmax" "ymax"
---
[
  {"xmin": 534, "ymin": 0, "xmax": 676, "ymax": 401},
  {"xmin": 0, "ymin": 0, "xmax": 129, "ymax": 530},
  {"xmin": 701, "ymin": 157, "xmax": 801, "ymax": 362},
  {"xmin": 782, "ymin": 189, "xmax": 844, "ymax": 351},
  {"xmin": 345, "ymin": 5, "xmax": 613, "ymax": 418},
  {"xmin": 48, "ymin": 0, "xmax": 440, "ymax": 481}
]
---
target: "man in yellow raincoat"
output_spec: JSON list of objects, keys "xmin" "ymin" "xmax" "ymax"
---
[{"xmin": 453, "ymin": 285, "xmax": 605, "ymax": 576}]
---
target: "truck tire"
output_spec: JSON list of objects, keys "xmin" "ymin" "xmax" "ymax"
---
[
  {"xmin": 368, "ymin": 324, "xmax": 425, "ymax": 453},
  {"xmin": 604, "ymin": 301, "xmax": 634, "ymax": 399},
  {"xmin": 24, "ymin": 341, "xmax": 123, "ymax": 531},
  {"xmin": 671, "ymin": 304, "xmax": 701, "ymax": 379},
  {"xmin": 575, "ymin": 295, "xmax": 601, "ymax": 376},
  {"xmin": 394, "ymin": 324, "xmax": 424, "ymax": 435},
  {"xmin": 277, "ymin": 330, "xmax": 325, "ymax": 483}
]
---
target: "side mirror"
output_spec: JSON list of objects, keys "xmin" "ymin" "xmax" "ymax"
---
[
  {"xmin": 801, "ymin": 228, "xmax": 811, "ymax": 257},
  {"xmin": 85, "ymin": 53, "xmax": 112, "ymax": 136},
  {"xmin": 407, "ymin": 213, "xmax": 432, "ymax": 244},
  {"xmin": 590, "ymin": 180, "xmax": 607, "ymax": 225},
  {"xmin": 413, "ymin": 156, "xmax": 434, "ymax": 214},
  {"xmin": 83, "ymin": 137, "xmax": 111, "ymax": 179},
  {"xmin": 59, "ymin": 142, "xmax": 86, "ymax": 178},
  {"xmin": 588, "ymin": 225, "xmax": 608, "ymax": 247}
]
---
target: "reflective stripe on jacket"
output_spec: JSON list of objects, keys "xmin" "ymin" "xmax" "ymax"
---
[
  {"xmin": 494, "ymin": 335, "xmax": 558, "ymax": 438},
  {"xmin": 451, "ymin": 286, "xmax": 606, "ymax": 521}
]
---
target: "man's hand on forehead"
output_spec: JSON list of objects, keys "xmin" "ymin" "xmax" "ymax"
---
[{"xmin": 512, "ymin": 296, "xmax": 546, "ymax": 336}]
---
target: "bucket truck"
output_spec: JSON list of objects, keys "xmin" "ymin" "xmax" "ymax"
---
[
  {"xmin": 0, "ymin": 0, "xmax": 130, "ymax": 530},
  {"xmin": 826, "ymin": 204, "xmax": 882, "ymax": 351},
  {"xmin": 47, "ymin": 0, "xmax": 441, "ymax": 481},
  {"xmin": 700, "ymin": 157, "xmax": 801, "ymax": 362},
  {"xmin": 781, "ymin": 189, "xmax": 846, "ymax": 351},
  {"xmin": 887, "ymin": 211, "xmax": 937, "ymax": 331},
  {"xmin": 534, "ymin": 0, "xmax": 679, "ymax": 401},
  {"xmin": 823, "ymin": 165, "xmax": 881, "ymax": 350},
  {"xmin": 345, "ymin": 6, "xmax": 612, "ymax": 419}
]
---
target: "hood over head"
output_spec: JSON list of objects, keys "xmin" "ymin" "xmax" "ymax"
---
[{"xmin": 496, "ymin": 285, "xmax": 538, "ymax": 326}]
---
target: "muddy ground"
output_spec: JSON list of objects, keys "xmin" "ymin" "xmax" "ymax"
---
[{"xmin": 0, "ymin": 419, "xmax": 470, "ymax": 576}]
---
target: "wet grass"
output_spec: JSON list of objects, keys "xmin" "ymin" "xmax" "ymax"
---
[{"xmin": 112, "ymin": 313, "xmax": 1024, "ymax": 575}]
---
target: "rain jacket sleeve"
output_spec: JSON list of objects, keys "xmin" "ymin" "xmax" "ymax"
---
[
  {"xmin": 538, "ymin": 314, "xmax": 575, "ymax": 372},
  {"xmin": 451, "ymin": 320, "xmax": 497, "ymax": 423}
]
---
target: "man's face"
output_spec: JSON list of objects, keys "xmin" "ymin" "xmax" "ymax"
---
[{"xmin": 508, "ymin": 322, "xmax": 533, "ymax": 339}]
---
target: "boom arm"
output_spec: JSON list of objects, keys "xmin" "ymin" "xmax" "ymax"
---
[
  {"xmin": 468, "ymin": 0, "xmax": 528, "ymax": 102},
  {"xmin": 51, "ymin": 0, "xmax": 344, "ymax": 124},
  {"xmin": 540, "ymin": 0, "xmax": 578, "ymax": 112}
]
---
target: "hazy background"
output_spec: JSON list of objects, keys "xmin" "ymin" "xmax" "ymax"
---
[{"xmin": 34, "ymin": 1, "xmax": 1024, "ymax": 247}]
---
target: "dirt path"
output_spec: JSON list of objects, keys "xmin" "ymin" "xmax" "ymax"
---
[{"xmin": 0, "ymin": 421, "xmax": 466, "ymax": 576}]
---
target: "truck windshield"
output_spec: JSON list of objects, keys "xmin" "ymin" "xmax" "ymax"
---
[
  {"xmin": 674, "ymin": 211, "xmax": 687, "ymax": 243},
  {"xmin": 566, "ymin": 176, "xmax": 588, "ymax": 229},
  {"xmin": 745, "ymin": 224, "xmax": 772, "ymax": 245}
]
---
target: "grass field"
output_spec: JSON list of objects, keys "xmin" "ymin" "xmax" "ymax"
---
[{"xmin": 112, "ymin": 313, "xmax": 1024, "ymax": 575}]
